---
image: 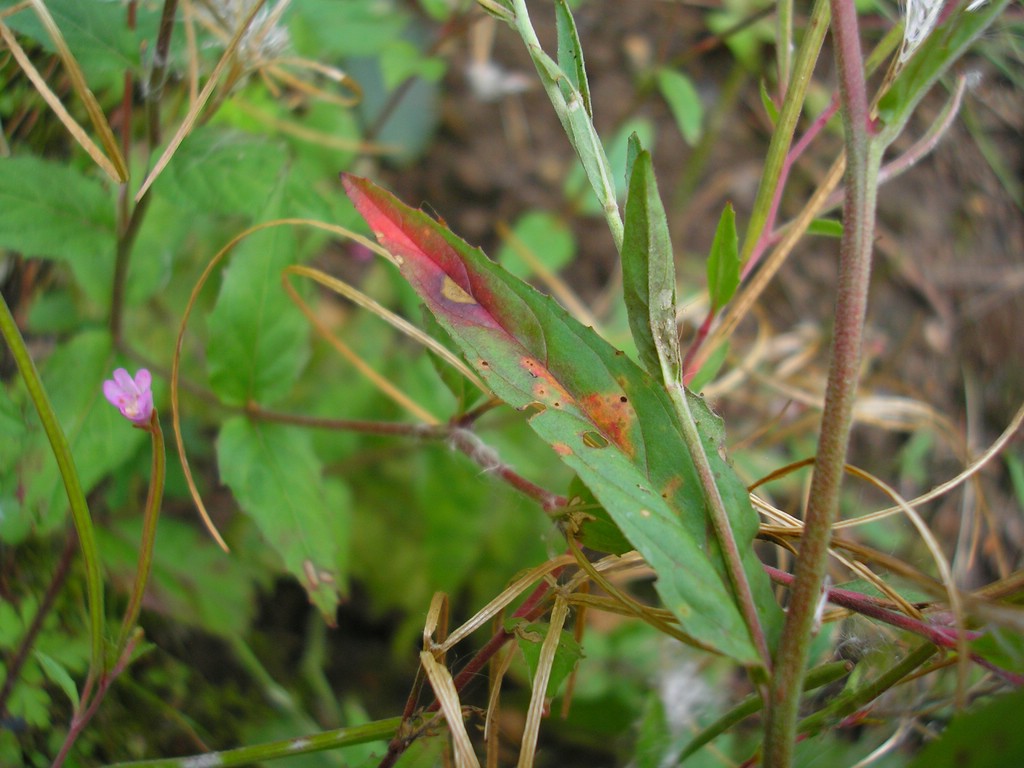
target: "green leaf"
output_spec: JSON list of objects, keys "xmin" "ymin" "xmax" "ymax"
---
[
  {"xmin": 706, "ymin": 203, "xmax": 740, "ymax": 310},
  {"xmin": 0, "ymin": 156, "xmax": 115, "ymax": 305},
  {"xmin": 496, "ymin": 211, "xmax": 576, "ymax": 280},
  {"xmin": 565, "ymin": 118, "xmax": 655, "ymax": 217},
  {"xmin": 876, "ymin": 0, "xmax": 1010, "ymax": 144},
  {"xmin": 343, "ymin": 175, "xmax": 781, "ymax": 664},
  {"xmin": 512, "ymin": 620, "xmax": 583, "ymax": 699},
  {"xmin": 162, "ymin": 126, "xmax": 289, "ymax": 217},
  {"xmin": 0, "ymin": 0, "xmax": 144, "ymax": 86},
  {"xmin": 970, "ymin": 626, "xmax": 1024, "ymax": 676},
  {"xmin": 555, "ymin": 0, "xmax": 591, "ymax": 117},
  {"xmin": 759, "ymin": 79, "xmax": 780, "ymax": 125},
  {"xmin": 33, "ymin": 650, "xmax": 79, "ymax": 710},
  {"xmin": 907, "ymin": 688, "xmax": 1024, "ymax": 768},
  {"xmin": 621, "ymin": 146, "xmax": 680, "ymax": 382},
  {"xmin": 656, "ymin": 68, "xmax": 703, "ymax": 145},
  {"xmin": 206, "ymin": 226, "xmax": 310, "ymax": 406},
  {"xmin": 563, "ymin": 475, "xmax": 632, "ymax": 556},
  {"xmin": 217, "ymin": 418, "xmax": 349, "ymax": 623},
  {"xmin": 807, "ymin": 218, "xmax": 844, "ymax": 238},
  {"xmin": 688, "ymin": 340, "xmax": 729, "ymax": 393}
]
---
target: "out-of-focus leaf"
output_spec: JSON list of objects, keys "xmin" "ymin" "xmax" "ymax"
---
[
  {"xmin": 706, "ymin": 203, "xmax": 740, "ymax": 310},
  {"xmin": 687, "ymin": 340, "xmax": 729, "ymax": 392},
  {"xmin": 656, "ymin": 68, "xmax": 703, "ymax": 145},
  {"xmin": 206, "ymin": 225, "xmax": 309, "ymax": 407},
  {"xmin": 621, "ymin": 143, "xmax": 679, "ymax": 382},
  {"xmin": 343, "ymin": 175, "xmax": 781, "ymax": 664},
  {"xmin": 876, "ymin": 0, "xmax": 1010, "ymax": 143},
  {"xmin": 759, "ymin": 79, "xmax": 780, "ymax": 125},
  {"xmin": 555, "ymin": 0, "xmax": 591, "ymax": 116},
  {"xmin": 512, "ymin": 619, "xmax": 583, "ymax": 699},
  {"xmin": 33, "ymin": 650, "xmax": 78, "ymax": 709},
  {"xmin": 907, "ymin": 687, "xmax": 1024, "ymax": 768},
  {"xmin": 970, "ymin": 627, "xmax": 1024, "ymax": 675},
  {"xmin": 217, "ymin": 418, "xmax": 349, "ymax": 623},
  {"xmin": 162, "ymin": 127, "xmax": 289, "ymax": 217},
  {"xmin": 497, "ymin": 212, "xmax": 576, "ymax": 281},
  {"xmin": 807, "ymin": 218, "xmax": 844, "ymax": 238},
  {"xmin": 0, "ymin": 157, "xmax": 115, "ymax": 305}
]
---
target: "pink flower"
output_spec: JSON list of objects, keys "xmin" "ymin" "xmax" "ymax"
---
[{"xmin": 103, "ymin": 368, "xmax": 154, "ymax": 425}]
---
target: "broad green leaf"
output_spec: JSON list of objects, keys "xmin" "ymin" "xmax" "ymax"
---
[
  {"xmin": 621, "ymin": 146, "xmax": 680, "ymax": 382},
  {"xmin": 98, "ymin": 516, "xmax": 259, "ymax": 638},
  {"xmin": 512, "ymin": 620, "xmax": 583, "ymax": 699},
  {"xmin": 206, "ymin": 226, "xmax": 310, "ymax": 406},
  {"xmin": 33, "ymin": 650, "xmax": 79, "ymax": 710},
  {"xmin": 496, "ymin": 211, "xmax": 576, "ymax": 280},
  {"xmin": 0, "ymin": 156, "xmax": 115, "ymax": 305},
  {"xmin": 706, "ymin": 203, "xmax": 740, "ymax": 310},
  {"xmin": 217, "ymin": 418, "xmax": 349, "ymax": 622},
  {"xmin": 161, "ymin": 126, "xmax": 289, "ymax": 217},
  {"xmin": 555, "ymin": 0, "xmax": 591, "ymax": 117},
  {"xmin": 907, "ymin": 688, "xmax": 1024, "ymax": 768},
  {"xmin": 343, "ymin": 175, "xmax": 781, "ymax": 664},
  {"xmin": 656, "ymin": 68, "xmax": 703, "ymax": 145}
]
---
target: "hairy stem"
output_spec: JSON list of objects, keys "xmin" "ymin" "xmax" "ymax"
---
[{"xmin": 762, "ymin": 2, "xmax": 880, "ymax": 764}]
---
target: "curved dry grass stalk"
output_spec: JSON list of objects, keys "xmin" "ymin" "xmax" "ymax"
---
[
  {"xmin": 172, "ymin": 218, "xmax": 394, "ymax": 551},
  {"xmin": 283, "ymin": 264, "xmax": 490, "ymax": 397},
  {"xmin": 517, "ymin": 595, "xmax": 569, "ymax": 768},
  {"xmin": 484, "ymin": 644, "xmax": 517, "ymax": 768},
  {"xmin": 0, "ymin": 20, "xmax": 125, "ymax": 182},
  {"xmin": 439, "ymin": 556, "xmax": 573, "ymax": 653},
  {"xmin": 136, "ymin": 0, "xmax": 269, "ymax": 202},
  {"xmin": 419, "ymin": 651, "xmax": 480, "ymax": 768}
]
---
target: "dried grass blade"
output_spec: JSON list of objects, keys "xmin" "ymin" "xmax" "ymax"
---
[
  {"xmin": 517, "ymin": 595, "xmax": 568, "ymax": 768},
  {"xmin": 419, "ymin": 651, "xmax": 480, "ymax": 768},
  {"xmin": 0, "ymin": 22, "xmax": 122, "ymax": 181}
]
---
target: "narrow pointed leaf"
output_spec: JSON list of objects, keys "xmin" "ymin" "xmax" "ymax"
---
[
  {"xmin": 621, "ymin": 147, "xmax": 680, "ymax": 383},
  {"xmin": 706, "ymin": 203, "xmax": 740, "ymax": 310},
  {"xmin": 343, "ymin": 174, "xmax": 780, "ymax": 664},
  {"xmin": 656, "ymin": 68, "xmax": 703, "ymax": 145},
  {"xmin": 555, "ymin": 0, "xmax": 591, "ymax": 117}
]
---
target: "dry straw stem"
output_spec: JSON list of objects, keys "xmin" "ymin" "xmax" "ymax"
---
[
  {"xmin": 135, "ymin": 0, "xmax": 268, "ymax": 202},
  {"xmin": 282, "ymin": 264, "xmax": 491, "ymax": 404},
  {"xmin": 419, "ymin": 651, "xmax": 480, "ymax": 768},
  {"xmin": 484, "ymin": 644, "xmax": 518, "ymax": 768},
  {"xmin": 517, "ymin": 594, "xmax": 570, "ymax": 768},
  {"xmin": 172, "ymin": 218, "xmax": 392, "ymax": 551},
  {"xmin": 0, "ymin": 10, "xmax": 126, "ymax": 182},
  {"xmin": 439, "ymin": 556, "xmax": 573, "ymax": 652}
]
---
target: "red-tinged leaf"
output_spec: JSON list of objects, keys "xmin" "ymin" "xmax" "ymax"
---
[{"xmin": 342, "ymin": 174, "xmax": 780, "ymax": 665}]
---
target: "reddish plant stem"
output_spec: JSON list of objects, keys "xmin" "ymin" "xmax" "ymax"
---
[{"xmin": 762, "ymin": 1, "xmax": 879, "ymax": 763}]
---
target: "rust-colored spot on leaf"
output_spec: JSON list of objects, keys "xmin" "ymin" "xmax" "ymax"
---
[
  {"xmin": 520, "ymin": 356, "xmax": 574, "ymax": 407},
  {"xmin": 661, "ymin": 475, "xmax": 683, "ymax": 500},
  {"xmin": 552, "ymin": 442, "xmax": 573, "ymax": 456},
  {"xmin": 579, "ymin": 392, "xmax": 636, "ymax": 456},
  {"xmin": 441, "ymin": 275, "xmax": 476, "ymax": 304}
]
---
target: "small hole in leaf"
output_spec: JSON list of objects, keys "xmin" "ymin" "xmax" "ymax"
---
[
  {"xmin": 522, "ymin": 402, "xmax": 546, "ymax": 417},
  {"xmin": 582, "ymin": 431, "xmax": 609, "ymax": 449}
]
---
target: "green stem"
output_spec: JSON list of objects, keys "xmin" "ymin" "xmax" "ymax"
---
[
  {"xmin": 0, "ymin": 295, "xmax": 106, "ymax": 675},
  {"xmin": 762, "ymin": 2, "xmax": 880, "ymax": 764},
  {"xmin": 739, "ymin": 0, "xmax": 830, "ymax": 266},
  {"xmin": 116, "ymin": 409, "xmax": 165, "ymax": 652},
  {"xmin": 668, "ymin": 383, "xmax": 770, "ymax": 669},
  {"xmin": 105, "ymin": 717, "xmax": 403, "ymax": 767}
]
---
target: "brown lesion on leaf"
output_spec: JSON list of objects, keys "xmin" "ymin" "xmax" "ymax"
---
[
  {"xmin": 520, "ymin": 356, "xmax": 574, "ymax": 408},
  {"xmin": 660, "ymin": 475, "xmax": 683, "ymax": 501},
  {"xmin": 441, "ymin": 275, "xmax": 476, "ymax": 304},
  {"xmin": 578, "ymin": 391, "xmax": 636, "ymax": 457}
]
